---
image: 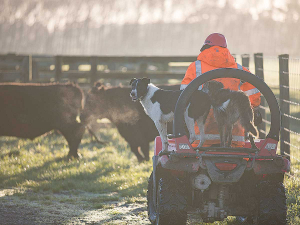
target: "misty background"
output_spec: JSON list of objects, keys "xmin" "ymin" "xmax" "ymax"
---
[{"xmin": 0, "ymin": 0, "xmax": 299, "ymax": 57}]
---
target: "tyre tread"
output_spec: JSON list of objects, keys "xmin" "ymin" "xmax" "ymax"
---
[{"xmin": 257, "ymin": 181, "xmax": 287, "ymax": 225}]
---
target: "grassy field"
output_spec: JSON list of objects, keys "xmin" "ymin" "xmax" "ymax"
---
[{"xmin": 0, "ymin": 126, "xmax": 299, "ymax": 225}]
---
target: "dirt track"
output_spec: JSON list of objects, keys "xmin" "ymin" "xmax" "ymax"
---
[
  {"xmin": 0, "ymin": 189, "xmax": 151, "ymax": 225},
  {"xmin": 0, "ymin": 191, "xmax": 208, "ymax": 225}
]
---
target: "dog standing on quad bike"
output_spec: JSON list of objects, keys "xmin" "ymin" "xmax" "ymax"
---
[{"xmin": 202, "ymin": 80, "xmax": 258, "ymax": 147}]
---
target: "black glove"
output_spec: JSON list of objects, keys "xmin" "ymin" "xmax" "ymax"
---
[{"xmin": 253, "ymin": 108, "xmax": 262, "ymax": 126}]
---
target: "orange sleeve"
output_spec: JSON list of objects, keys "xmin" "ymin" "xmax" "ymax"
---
[
  {"xmin": 240, "ymin": 66, "xmax": 261, "ymax": 108},
  {"xmin": 240, "ymin": 82, "xmax": 261, "ymax": 108}
]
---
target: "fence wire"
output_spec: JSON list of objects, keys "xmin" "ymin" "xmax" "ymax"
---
[
  {"xmin": 288, "ymin": 58, "xmax": 300, "ymax": 171},
  {"xmin": 237, "ymin": 54, "xmax": 300, "ymax": 173}
]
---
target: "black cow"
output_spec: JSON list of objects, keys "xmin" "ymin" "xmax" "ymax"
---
[
  {"xmin": 0, "ymin": 83, "xmax": 85, "ymax": 158},
  {"xmin": 81, "ymin": 83, "xmax": 179, "ymax": 162}
]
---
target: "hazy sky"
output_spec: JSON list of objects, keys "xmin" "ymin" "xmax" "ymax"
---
[
  {"xmin": 1, "ymin": 0, "xmax": 294, "ymax": 32},
  {"xmin": 0, "ymin": 0, "xmax": 298, "ymax": 56}
]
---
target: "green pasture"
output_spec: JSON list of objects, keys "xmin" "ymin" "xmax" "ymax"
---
[{"xmin": 0, "ymin": 127, "xmax": 299, "ymax": 224}]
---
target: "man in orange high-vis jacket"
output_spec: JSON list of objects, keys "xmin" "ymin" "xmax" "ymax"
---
[{"xmin": 181, "ymin": 33, "xmax": 261, "ymax": 147}]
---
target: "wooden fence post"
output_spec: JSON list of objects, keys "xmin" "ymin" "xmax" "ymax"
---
[
  {"xmin": 279, "ymin": 54, "xmax": 290, "ymax": 157},
  {"xmin": 31, "ymin": 58, "xmax": 39, "ymax": 81},
  {"xmin": 21, "ymin": 55, "xmax": 30, "ymax": 82},
  {"xmin": 28, "ymin": 55, "xmax": 33, "ymax": 81},
  {"xmin": 90, "ymin": 56, "xmax": 97, "ymax": 86},
  {"xmin": 241, "ymin": 54, "xmax": 250, "ymax": 70},
  {"xmin": 254, "ymin": 53, "xmax": 266, "ymax": 138},
  {"xmin": 55, "ymin": 56, "xmax": 62, "ymax": 81}
]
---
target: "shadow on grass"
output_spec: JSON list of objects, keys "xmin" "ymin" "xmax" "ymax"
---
[
  {"xmin": 0, "ymin": 132, "xmax": 70, "ymax": 157},
  {"xmin": 0, "ymin": 149, "xmax": 20, "ymax": 159},
  {"xmin": 0, "ymin": 156, "xmax": 71, "ymax": 188}
]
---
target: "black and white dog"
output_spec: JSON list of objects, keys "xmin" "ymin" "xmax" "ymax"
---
[
  {"xmin": 203, "ymin": 80, "xmax": 258, "ymax": 147},
  {"xmin": 130, "ymin": 78, "xmax": 211, "ymax": 154}
]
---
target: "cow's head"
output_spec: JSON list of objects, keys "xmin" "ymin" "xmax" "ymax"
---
[{"xmin": 129, "ymin": 78, "xmax": 150, "ymax": 101}]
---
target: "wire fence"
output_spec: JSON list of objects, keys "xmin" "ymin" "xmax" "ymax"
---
[
  {"xmin": 286, "ymin": 58, "xmax": 300, "ymax": 173},
  {"xmin": 236, "ymin": 54, "xmax": 300, "ymax": 173}
]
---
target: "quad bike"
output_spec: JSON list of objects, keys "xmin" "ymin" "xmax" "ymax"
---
[{"xmin": 147, "ymin": 68, "xmax": 290, "ymax": 225}]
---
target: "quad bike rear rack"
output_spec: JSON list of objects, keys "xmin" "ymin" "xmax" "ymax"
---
[
  {"xmin": 161, "ymin": 148, "xmax": 275, "ymax": 159},
  {"xmin": 158, "ymin": 146, "xmax": 287, "ymax": 172}
]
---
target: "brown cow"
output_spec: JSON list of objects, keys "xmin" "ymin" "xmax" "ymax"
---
[
  {"xmin": 0, "ymin": 82, "xmax": 85, "ymax": 158},
  {"xmin": 81, "ymin": 83, "xmax": 179, "ymax": 162}
]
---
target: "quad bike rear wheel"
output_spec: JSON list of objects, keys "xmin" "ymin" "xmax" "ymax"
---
[
  {"xmin": 147, "ymin": 172, "xmax": 188, "ymax": 225},
  {"xmin": 147, "ymin": 172, "xmax": 157, "ymax": 224},
  {"xmin": 257, "ymin": 181, "xmax": 287, "ymax": 225}
]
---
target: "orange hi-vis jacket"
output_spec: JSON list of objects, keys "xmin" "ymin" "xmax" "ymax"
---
[{"xmin": 181, "ymin": 46, "xmax": 261, "ymax": 147}]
